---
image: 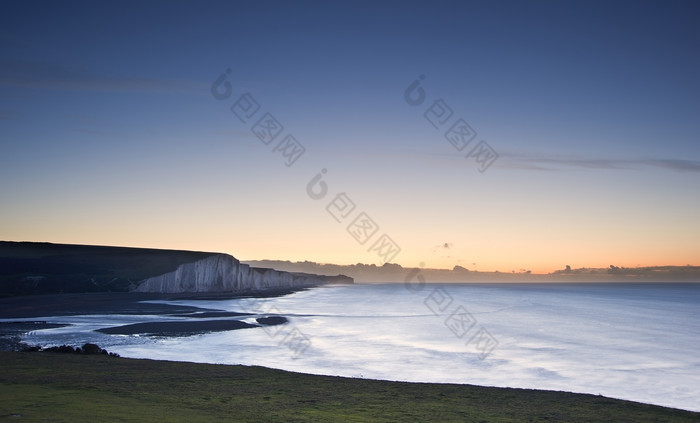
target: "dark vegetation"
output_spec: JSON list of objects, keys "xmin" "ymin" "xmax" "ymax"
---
[
  {"xmin": 0, "ymin": 241, "xmax": 214, "ymax": 296},
  {"xmin": 1, "ymin": 352, "xmax": 698, "ymax": 422},
  {"xmin": 23, "ymin": 342, "xmax": 119, "ymax": 357}
]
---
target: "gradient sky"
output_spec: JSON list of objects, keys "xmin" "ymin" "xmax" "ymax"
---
[{"xmin": 1, "ymin": 0, "xmax": 699, "ymax": 273}]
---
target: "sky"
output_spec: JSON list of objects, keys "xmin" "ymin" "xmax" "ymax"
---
[{"xmin": 1, "ymin": 0, "xmax": 699, "ymax": 273}]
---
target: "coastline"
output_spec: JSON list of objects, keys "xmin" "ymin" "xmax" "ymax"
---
[
  {"xmin": 2, "ymin": 286, "xmax": 698, "ymax": 414},
  {"xmin": 0, "ymin": 290, "xmax": 299, "ymax": 351}
]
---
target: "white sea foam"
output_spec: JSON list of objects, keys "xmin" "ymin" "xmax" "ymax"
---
[{"xmin": 14, "ymin": 283, "xmax": 700, "ymax": 412}]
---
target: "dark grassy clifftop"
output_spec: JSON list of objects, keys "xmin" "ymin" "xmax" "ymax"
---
[
  {"xmin": 0, "ymin": 241, "xmax": 215, "ymax": 296},
  {"xmin": 0, "ymin": 241, "xmax": 352, "ymax": 297}
]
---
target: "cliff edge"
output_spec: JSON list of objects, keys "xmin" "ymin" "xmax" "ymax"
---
[{"xmin": 132, "ymin": 253, "xmax": 352, "ymax": 294}]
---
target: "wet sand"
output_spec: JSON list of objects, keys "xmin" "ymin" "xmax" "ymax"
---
[
  {"xmin": 0, "ymin": 293, "xmax": 209, "ymax": 319},
  {"xmin": 96, "ymin": 319, "xmax": 259, "ymax": 336},
  {"xmin": 0, "ymin": 292, "xmax": 293, "ymax": 348},
  {"xmin": 95, "ymin": 315, "xmax": 289, "ymax": 336},
  {"xmin": 0, "ymin": 289, "xmax": 303, "ymax": 319}
]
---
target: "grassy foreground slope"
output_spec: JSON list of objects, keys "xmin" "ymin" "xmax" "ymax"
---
[{"xmin": 1, "ymin": 352, "xmax": 698, "ymax": 423}]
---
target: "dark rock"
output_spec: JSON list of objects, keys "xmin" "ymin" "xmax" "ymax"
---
[{"xmin": 256, "ymin": 316, "xmax": 288, "ymax": 326}]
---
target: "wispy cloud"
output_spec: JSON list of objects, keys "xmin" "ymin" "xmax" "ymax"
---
[
  {"xmin": 0, "ymin": 60, "xmax": 206, "ymax": 95},
  {"xmin": 638, "ymin": 159, "xmax": 700, "ymax": 172},
  {"xmin": 499, "ymin": 153, "xmax": 700, "ymax": 173}
]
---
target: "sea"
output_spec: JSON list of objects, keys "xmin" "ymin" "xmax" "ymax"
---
[{"xmin": 11, "ymin": 283, "xmax": 700, "ymax": 412}]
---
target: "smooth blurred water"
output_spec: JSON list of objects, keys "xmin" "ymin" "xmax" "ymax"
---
[{"xmin": 13, "ymin": 283, "xmax": 700, "ymax": 412}]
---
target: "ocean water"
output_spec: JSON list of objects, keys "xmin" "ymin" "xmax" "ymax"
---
[{"xmin": 14, "ymin": 283, "xmax": 700, "ymax": 412}]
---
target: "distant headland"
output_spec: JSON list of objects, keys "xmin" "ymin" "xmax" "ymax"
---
[{"xmin": 244, "ymin": 260, "xmax": 700, "ymax": 283}]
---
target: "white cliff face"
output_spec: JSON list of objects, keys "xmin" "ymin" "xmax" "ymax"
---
[{"xmin": 133, "ymin": 254, "xmax": 350, "ymax": 293}]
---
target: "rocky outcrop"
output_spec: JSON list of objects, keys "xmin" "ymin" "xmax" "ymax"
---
[{"xmin": 132, "ymin": 253, "xmax": 352, "ymax": 294}]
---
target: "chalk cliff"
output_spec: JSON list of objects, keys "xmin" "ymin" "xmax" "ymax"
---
[{"xmin": 132, "ymin": 253, "xmax": 352, "ymax": 293}]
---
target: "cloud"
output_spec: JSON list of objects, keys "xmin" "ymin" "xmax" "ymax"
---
[
  {"xmin": 0, "ymin": 60, "xmax": 205, "ymax": 95},
  {"xmin": 638, "ymin": 159, "xmax": 700, "ymax": 172},
  {"xmin": 499, "ymin": 152, "xmax": 700, "ymax": 173}
]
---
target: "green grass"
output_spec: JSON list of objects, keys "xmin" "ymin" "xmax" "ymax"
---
[{"xmin": 1, "ymin": 352, "xmax": 698, "ymax": 422}]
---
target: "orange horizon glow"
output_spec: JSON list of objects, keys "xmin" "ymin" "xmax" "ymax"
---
[{"xmin": 3, "ymin": 236, "xmax": 697, "ymax": 275}]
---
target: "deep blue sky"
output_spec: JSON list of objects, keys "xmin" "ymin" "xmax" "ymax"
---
[{"xmin": 1, "ymin": 0, "xmax": 699, "ymax": 271}]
